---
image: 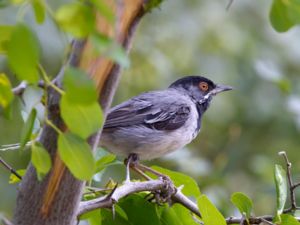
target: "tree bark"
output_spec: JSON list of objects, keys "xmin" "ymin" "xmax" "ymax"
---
[{"xmin": 13, "ymin": 1, "xmax": 147, "ymax": 224}]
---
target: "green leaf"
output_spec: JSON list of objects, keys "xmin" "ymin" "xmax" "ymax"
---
[
  {"xmin": 230, "ymin": 192, "xmax": 253, "ymax": 218},
  {"xmin": 0, "ymin": 25, "xmax": 13, "ymax": 53},
  {"xmin": 0, "ymin": 73, "xmax": 13, "ymax": 108},
  {"xmin": 274, "ymin": 164, "xmax": 287, "ymax": 216},
  {"xmin": 20, "ymin": 108, "xmax": 37, "ymax": 149},
  {"xmin": 60, "ymin": 95, "xmax": 103, "ymax": 139},
  {"xmin": 79, "ymin": 209, "xmax": 101, "ymax": 225},
  {"xmin": 63, "ymin": 67, "xmax": 98, "ymax": 104},
  {"xmin": 9, "ymin": 169, "xmax": 26, "ymax": 184},
  {"xmin": 0, "ymin": 0, "xmax": 10, "ymax": 7},
  {"xmin": 91, "ymin": 34, "xmax": 130, "ymax": 68},
  {"xmin": 150, "ymin": 166, "xmax": 201, "ymax": 198},
  {"xmin": 270, "ymin": 0, "xmax": 294, "ymax": 32},
  {"xmin": 286, "ymin": 0, "xmax": 300, "ymax": 24},
  {"xmin": 10, "ymin": 0, "xmax": 26, "ymax": 5},
  {"xmin": 160, "ymin": 207, "xmax": 182, "ymax": 225},
  {"xmin": 101, "ymin": 208, "xmax": 131, "ymax": 225},
  {"xmin": 95, "ymin": 153, "xmax": 116, "ymax": 173},
  {"xmin": 119, "ymin": 194, "xmax": 161, "ymax": 225},
  {"xmin": 198, "ymin": 195, "xmax": 226, "ymax": 225},
  {"xmin": 58, "ymin": 132, "xmax": 95, "ymax": 180},
  {"xmin": 276, "ymin": 78, "xmax": 291, "ymax": 94},
  {"xmin": 281, "ymin": 214, "xmax": 300, "ymax": 225},
  {"xmin": 31, "ymin": 142, "xmax": 51, "ymax": 180},
  {"xmin": 55, "ymin": 2, "xmax": 95, "ymax": 38},
  {"xmin": 7, "ymin": 24, "xmax": 40, "ymax": 83},
  {"xmin": 0, "ymin": 102, "xmax": 12, "ymax": 119},
  {"xmin": 144, "ymin": 0, "xmax": 163, "ymax": 12},
  {"xmin": 90, "ymin": 0, "xmax": 115, "ymax": 22},
  {"xmin": 171, "ymin": 204, "xmax": 199, "ymax": 225},
  {"xmin": 31, "ymin": 0, "xmax": 46, "ymax": 24},
  {"xmin": 107, "ymin": 43, "xmax": 130, "ymax": 68}
]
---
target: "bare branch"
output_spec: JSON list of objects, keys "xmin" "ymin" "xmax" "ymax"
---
[
  {"xmin": 12, "ymin": 81, "xmax": 45, "ymax": 96},
  {"xmin": 12, "ymin": 81, "xmax": 27, "ymax": 96},
  {"xmin": 171, "ymin": 189, "xmax": 200, "ymax": 217},
  {"xmin": 0, "ymin": 157, "xmax": 22, "ymax": 180},
  {"xmin": 226, "ymin": 0, "xmax": 234, "ymax": 11},
  {"xmin": 226, "ymin": 215, "xmax": 300, "ymax": 224},
  {"xmin": 77, "ymin": 179, "xmax": 201, "ymax": 218},
  {"xmin": 1, "ymin": 217, "xmax": 15, "ymax": 225},
  {"xmin": 279, "ymin": 151, "xmax": 298, "ymax": 211}
]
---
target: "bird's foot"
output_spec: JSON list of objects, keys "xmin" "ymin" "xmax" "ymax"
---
[
  {"xmin": 124, "ymin": 153, "xmax": 141, "ymax": 183},
  {"xmin": 124, "ymin": 154, "xmax": 171, "ymax": 183},
  {"xmin": 145, "ymin": 176, "xmax": 176, "ymax": 205}
]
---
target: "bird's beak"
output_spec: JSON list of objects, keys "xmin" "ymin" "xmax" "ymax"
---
[{"xmin": 211, "ymin": 84, "xmax": 233, "ymax": 95}]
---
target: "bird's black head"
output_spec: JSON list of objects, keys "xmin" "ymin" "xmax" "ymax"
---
[{"xmin": 169, "ymin": 76, "xmax": 232, "ymax": 113}]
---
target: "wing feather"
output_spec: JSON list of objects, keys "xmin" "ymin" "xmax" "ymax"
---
[{"xmin": 103, "ymin": 91, "xmax": 191, "ymax": 131}]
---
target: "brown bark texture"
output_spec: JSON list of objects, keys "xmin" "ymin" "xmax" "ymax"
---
[{"xmin": 13, "ymin": 1, "xmax": 147, "ymax": 224}]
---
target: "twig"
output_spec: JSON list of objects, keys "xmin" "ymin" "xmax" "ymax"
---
[
  {"xmin": 0, "ymin": 157, "xmax": 22, "ymax": 180},
  {"xmin": 0, "ymin": 142, "xmax": 31, "ymax": 151},
  {"xmin": 279, "ymin": 151, "xmax": 298, "ymax": 212},
  {"xmin": 1, "ymin": 217, "xmax": 15, "ymax": 225},
  {"xmin": 12, "ymin": 81, "xmax": 27, "ymax": 96},
  {"xmin": 12, "ymin": 81, "xmax": 45, "ymax": 96},
  {"xmin": 226, "ymin": 0, "xmax": 234, "ymax": 11},
  {"xmin": 260, "ymin": 217, "xmax": 275, "ymax": 225},
  {"xmin": 226, "ymin": 215, "xmax": 300, "ymax": 224},
  {"xmin": 77, "ymin": 179, "xmax": 201, "ymax": 218}
]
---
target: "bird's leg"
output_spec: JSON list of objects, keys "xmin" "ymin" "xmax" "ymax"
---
[
  {"xmin": 124, "ymin": 155, "xmax": 176, "ymax": 204},
  {"xmin": 124, "ymin": 153, "xmax": 138, "ymax": 183},
  {"xmin": 124, "ymin": 153, "xmax": 153, "ymax": 182}
]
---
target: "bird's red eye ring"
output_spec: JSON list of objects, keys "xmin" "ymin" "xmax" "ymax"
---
[{"xmin": 199, "ymin": 82, "xmax": 209, "ymax": 91}]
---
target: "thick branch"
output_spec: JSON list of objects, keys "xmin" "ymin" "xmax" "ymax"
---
[
  {"xmin": 13, "ymin": 1, "xmax": 148, "ymax": 225},
  {"xmin": 78, "ymin": 180, "xmax": 201, "ymax": 217}
]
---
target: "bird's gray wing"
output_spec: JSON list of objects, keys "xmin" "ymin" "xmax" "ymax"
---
[{"xmin": 103, "ymin": 92, "xmax": 191, "ymax": 131}]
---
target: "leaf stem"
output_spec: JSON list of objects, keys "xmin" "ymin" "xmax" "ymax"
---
[
  {"xmin": 46, "ymin": 119, "xmax": 62, "ymax": 135},
  {"xmin": 39, "ymin": 64, "xmax": 65, "ymax": 95}
]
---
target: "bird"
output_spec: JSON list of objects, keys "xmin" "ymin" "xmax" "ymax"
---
[{"xmin": 100, "ymin": 76, "xmax": 232, "ymax": 180}]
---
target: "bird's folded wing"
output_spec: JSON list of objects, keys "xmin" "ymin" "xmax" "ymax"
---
[{"xmin": 103, "ymin": 92, "xmax": 191, "ymax": 131}]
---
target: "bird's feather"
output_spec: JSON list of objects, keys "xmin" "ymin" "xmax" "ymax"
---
[{"xmin": 103, "ymin": 90, "xmax": 191, "ymax": 131}]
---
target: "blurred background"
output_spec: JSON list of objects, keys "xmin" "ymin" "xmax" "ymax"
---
[{"xmin": 1, "ymin": 0, "xmax": 300, "ymax": 219}]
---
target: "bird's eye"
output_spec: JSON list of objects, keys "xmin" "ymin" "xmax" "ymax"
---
[{"xmin": 199, "ymin": 82, "xmax": 209, "ymax": 91}]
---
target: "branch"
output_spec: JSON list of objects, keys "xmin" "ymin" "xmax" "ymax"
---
[
  {"xmin": 0, "ymin": 157, "xmax": 22, "ymax": 180},
  {"xmin": 226, "ymin": 0, "xmax": 234, "ymax": 11},
  {"xmin": 77, "ymin": 179, "xmax": 201, "ymax": 218},
  {"xmin": 13, "ymin": 1, "xmax": 149, "ymax": 225},
  {"xmin": 12, "ymin": 81, "xmax": 45, "ymax": 96},
  {"xmin": 279, "ymin": 151, "xmax": 300, "ymax": 213},
  {"xmin": 226, "ymin": 151, "xmax": 300, "ymax": 224},
  {"xmin": 226, "ymin": 215, "xmax": 300, "ymax": 224},
  {"xmin": 1, "ymin": 217, "xmax": 15, "ymax": 225},
  {"xmin": 12, "ymin": 81, "xmax": 27, "ymax": 96}
]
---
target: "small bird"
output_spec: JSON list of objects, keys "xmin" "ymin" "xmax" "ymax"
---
[{"xmin": 100, "ymin": 76, "xmax": 232, "ymax": 166}]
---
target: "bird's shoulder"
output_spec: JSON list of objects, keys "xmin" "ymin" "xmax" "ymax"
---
[{"xmin": 104, "ymin": 89, "xmax": 193, "ymax": 130}]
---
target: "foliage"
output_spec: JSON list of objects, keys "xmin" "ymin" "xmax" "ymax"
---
[
  {"xmin": 0, "ymin": 0, "xmax": 300, "ymax": 224},
  {"xmin": 0, "ymin": 0, "xmax": 128, "ymax": 182},
  {"xmin": 230, "ymin": 192, "xmax": 253, "ymax": 219},
  {"xmin": 270, "ymin": 0, "xmax": 300, "ymax": 32}
]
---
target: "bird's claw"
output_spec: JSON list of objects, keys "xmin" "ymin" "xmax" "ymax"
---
[{"xmin": 145, "ymin": 176, "xmax": 176, "ymax": 205}]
